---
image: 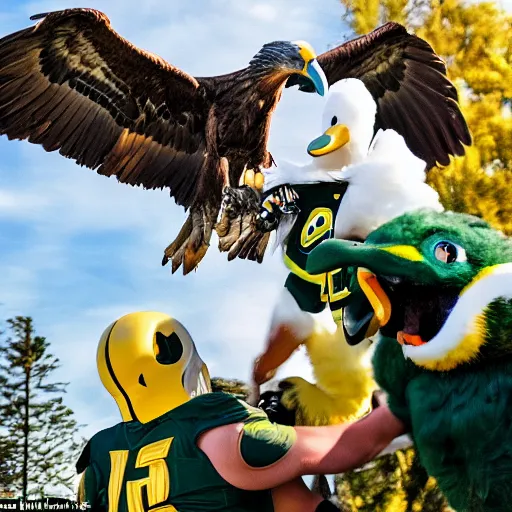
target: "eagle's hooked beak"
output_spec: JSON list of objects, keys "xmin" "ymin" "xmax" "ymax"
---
[
  {"xmin": 307, "ymin": 124, "xmax": 351, "ymax": 157},
  {"xmin": 303, "ymin": 59, "xmax": 327, "ymax": 97},
  {"xmin": 293, "ymin": 40, "xmax": 328, "ymax": 97}
]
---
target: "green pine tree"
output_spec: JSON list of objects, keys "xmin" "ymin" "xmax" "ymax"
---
[
  {"xmin": 0, "ymin": 316, "xmax": 84, "ymax": 499},
  {"xmin": 0, "ymin": 373, "xmax": 16, "ymax": 494}
]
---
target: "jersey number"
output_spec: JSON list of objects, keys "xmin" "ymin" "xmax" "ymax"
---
[{"xmin": 108, "ymin": 437, "xmax": 176, "ymax": 512}]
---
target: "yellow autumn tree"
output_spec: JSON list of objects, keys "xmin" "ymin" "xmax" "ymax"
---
[
  {"xmin": 334, "ymin": 2, "xmax": 512, "ymax": 509},
  {"xmin": 341, "ymin": 0, "xmax": 512, "ymax": 233},
  {"xmin": 335, "ymin": 447, "xmax": 451, "ymax": 511}
]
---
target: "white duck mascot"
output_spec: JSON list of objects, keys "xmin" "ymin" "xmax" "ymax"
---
[{"xmin": 250, "ymin": 78, "xmax": 443, "ymax": 428}]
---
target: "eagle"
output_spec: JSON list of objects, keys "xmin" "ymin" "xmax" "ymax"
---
[{"xmin": 0, "ymin": 9, "xmax": 470, "ymax": 273}]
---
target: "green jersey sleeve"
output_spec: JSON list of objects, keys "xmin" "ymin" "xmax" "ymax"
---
[
  {"xmin": 189, "ymin": 392, "xmax": 297, "ymax": 468},
  {"xmin": 82, "ymin": 463, "xmax": 108, "ymax": 511},
  {"xmin": 189, "ymin": 392, "xmax": 253, "ymax": 440},
  {"xmin": 239, "ymin": 412, "xmax": 297, "ymax": 468},
  {"xmin": 372, "ymin": 336, "xmax": 413, "ymax": 429}
]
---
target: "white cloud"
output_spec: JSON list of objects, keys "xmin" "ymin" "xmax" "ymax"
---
[
  {"xmin": 0, "ymin": 189, "xmax": 49, "ymax": 216},
  {"xmin": 248, "ymin": 4, "xmax": 279, "ymax": 22}
]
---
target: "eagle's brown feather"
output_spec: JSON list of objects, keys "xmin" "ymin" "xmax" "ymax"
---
[
  {"xmin": 316, "ymin": 22, "xmax": 471, "ymax": 169},
  {"xmin": 0, "ymin": 9, "xmax": 209, "ymax": 209}
]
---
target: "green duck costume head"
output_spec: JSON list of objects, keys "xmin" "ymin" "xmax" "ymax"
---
[
  {"xmin": 308, "ymin": 209, "xmax": 512, "ymax": 511},
  {"xmin": 307, "ymin": 209, "xmax": 512, "ymax": 372}
]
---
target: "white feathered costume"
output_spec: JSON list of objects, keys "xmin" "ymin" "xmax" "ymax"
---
[{"xmin": 250, "ymin": 78, "xmax": 442, "ymax": 429}]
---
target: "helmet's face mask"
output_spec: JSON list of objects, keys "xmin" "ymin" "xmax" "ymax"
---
[
  {"xmin": 153, "ymin": 328, "xmax": 212, "ymax": 400},
  {"xmin": 182, "ymin": 342, "xmax": 212, "ymax": 398}
]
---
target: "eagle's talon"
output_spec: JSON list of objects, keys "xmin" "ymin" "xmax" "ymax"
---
[
  {"xmin": 171, "ymin": 246, "xmax": 186, "ymax": 274},
  {"xmin": 240, "ymin": 168, "xmax": 265, "ymax": 191},
  {"xmin": 163, "ymin": 207, "xmax": 215, "ymax": 274}
]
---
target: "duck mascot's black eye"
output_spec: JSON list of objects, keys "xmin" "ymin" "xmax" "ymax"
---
[
  {"xmin": 155, "ymin": 331, "xmax": 183, "ymax": 365},
  {"xmin": 434, "ymin": 241, "xmax": 467, "ymax": 264},
  {"xmin": 330, "ymin": 116, "xmax": 338, "ymax": 126}
]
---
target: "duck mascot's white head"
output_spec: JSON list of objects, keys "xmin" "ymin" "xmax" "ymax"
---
[{"xmin": 307, "ymin": 78, "xmax": 377, "ymax": 170}]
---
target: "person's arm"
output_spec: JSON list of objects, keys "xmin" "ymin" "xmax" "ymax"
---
[{"xmin": 198, "ymin": 404, "xmax": 406, "ymax": 491}]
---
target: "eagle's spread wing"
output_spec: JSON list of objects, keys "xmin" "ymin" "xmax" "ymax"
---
[
  {"xmin": 0, "ymin": 8, "xmax": 210, "ymax": 207},
  {"xmin": 317, "ymin": 22, "xmax": 471, "ymax": 169}
]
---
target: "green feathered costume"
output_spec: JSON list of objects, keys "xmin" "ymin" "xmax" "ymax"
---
[{"xmin": 307, "ymin": 209, "xmax": 512, "ymax": 512}]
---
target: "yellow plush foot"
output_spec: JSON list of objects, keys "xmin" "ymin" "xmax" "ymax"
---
[{"xmin": 279, "ymin": 375, "xmax": 374, "ymax": 426}]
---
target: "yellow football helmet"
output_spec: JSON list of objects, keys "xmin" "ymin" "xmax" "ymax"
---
[{"xmin": 97, "ymin": 311, "xmax": 211, "ymax": 424}]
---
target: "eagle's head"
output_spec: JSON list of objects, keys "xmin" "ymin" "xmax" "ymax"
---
[
  {"xmin": 249, "ymin": 40, "xmax": 327, "ymax": 96},
  {"xmin": 307, "ymin": 209, "xmax": 512, "ymax": 372}
]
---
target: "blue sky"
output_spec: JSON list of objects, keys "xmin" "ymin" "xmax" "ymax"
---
[{"xmin": 0, "ymin": 0, "xmax": 350, "ymax": 447}]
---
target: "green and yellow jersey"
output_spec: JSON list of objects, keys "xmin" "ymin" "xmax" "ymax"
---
[
  {"xmin": 77, "ymin": 393, "xmax": 296, "ymax": 512},
  {"xmin": 283, "ymin": 181, "xmax": 350, "ymax": 317}
]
